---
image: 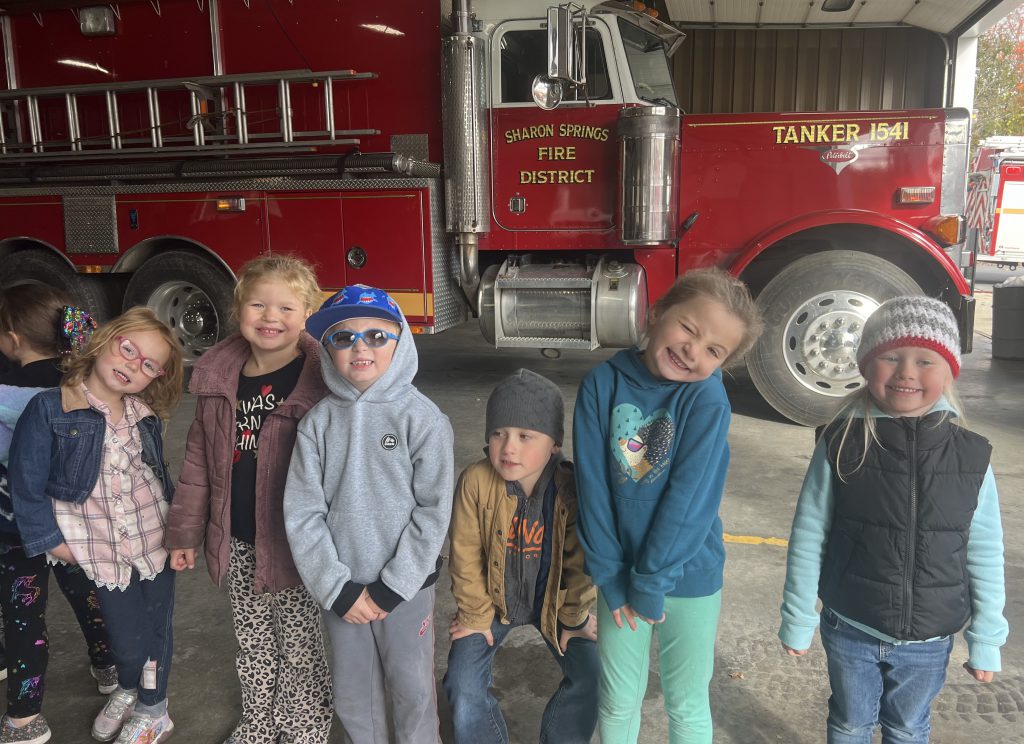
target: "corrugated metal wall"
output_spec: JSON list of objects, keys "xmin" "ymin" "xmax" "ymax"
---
[{"xmin": 673, "ymin": 26, "xmax": 947, "ymax": 113}]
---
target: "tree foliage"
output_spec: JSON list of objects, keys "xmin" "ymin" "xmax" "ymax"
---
[{"xmin": 973, "ymin": 6, "xmax": 1024, "ymax": 146}]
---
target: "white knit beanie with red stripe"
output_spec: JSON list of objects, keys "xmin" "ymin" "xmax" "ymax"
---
[{"xmin": 856, "ymin": 295, "xmax": 961, "ymax": 378}]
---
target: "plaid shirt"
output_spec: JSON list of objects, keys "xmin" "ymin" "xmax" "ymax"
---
[{"xmin": 52, "ymin": 385, "xmax": 169, "ymax": 590}]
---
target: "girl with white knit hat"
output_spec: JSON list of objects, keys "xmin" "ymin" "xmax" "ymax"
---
[{"xmin": 779, "ymin": 294, "xmax": 1008, "ymax": 744}]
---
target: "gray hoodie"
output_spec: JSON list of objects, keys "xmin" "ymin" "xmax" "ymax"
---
[{"xmin": 283, "ymin": 314, "xmax": 454, "ymax": 614}]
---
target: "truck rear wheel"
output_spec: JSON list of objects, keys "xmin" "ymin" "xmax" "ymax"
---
[
  {"xmin": 746, "ymin": 251, "xmax": 922, "ymax": 425},
  {"xmin": 0, "ymin": 249, "xmax": 111, "ymax": 320},
  {"xmin": 123, "ymin": 251, "xmax": 235, "ymax": 364}
]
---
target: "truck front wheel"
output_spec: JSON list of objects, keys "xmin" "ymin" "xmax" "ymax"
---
[
  {"xmin": 123, "ymin": 251, "xmax": 235, "ymax": 364},
  {"xmin": 746, "ymin": 251, "xmax": 922, "ymax": 425}
]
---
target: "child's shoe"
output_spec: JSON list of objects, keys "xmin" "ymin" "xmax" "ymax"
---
[
  {"xmin": 0, "ymin": 714, "xmax": 51, "ymax": 744},
  {"xmin": 91, "ymin": 688, "xmax": 137, "ymax": 742},
  {"xmin": 113, "ymin": 712, "xmax": 173, "ymax": 744},
  {"xmin": 90, "ymin": 664, "xmax": 120, "ymax": 695}
]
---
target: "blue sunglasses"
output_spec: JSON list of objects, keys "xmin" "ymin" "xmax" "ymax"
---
[{"xmin": 323, "ymin": 328, "xmax": 399, "ymax": 350}]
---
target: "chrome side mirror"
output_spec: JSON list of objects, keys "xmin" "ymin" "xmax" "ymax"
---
[{"xmin": 531, "ymin": 75, "xmax": 564, "ymax": 110}]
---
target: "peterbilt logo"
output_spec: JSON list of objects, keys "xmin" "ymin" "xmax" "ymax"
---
[{"xmin": 819, "ymin": 147, "xmax": 858, "ymax": 174}]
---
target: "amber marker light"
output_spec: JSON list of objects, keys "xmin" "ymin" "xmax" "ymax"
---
[
  {"xmin": 215, "ymin": 197, "xmax": 246, "ymax": 212},
  {"xmin": 77, "ymin": 265, "xmax": 105, "ymax": 274},
  {"xmin": 898, "ymin": 186, "xmax": 936, "ymax": 204}
]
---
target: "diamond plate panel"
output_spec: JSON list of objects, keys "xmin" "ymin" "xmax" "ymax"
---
[
  {"xmin": 63, "ymin": 195, "xmax": 118, "ymax": 254},
  {"xmin": 391, "ymin": 134, "xmax": 430, "ymax": 163},
  {"xmin": 426, "ymin": 179, "xmax": 469, "ymax": 332}
]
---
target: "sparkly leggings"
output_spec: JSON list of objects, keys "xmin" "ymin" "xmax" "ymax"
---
[{"xmin": 0, "ymin": 544, "xmax": 114, "ymax": 717}]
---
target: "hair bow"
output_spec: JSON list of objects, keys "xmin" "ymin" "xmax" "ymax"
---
[{"xmin": 60, "ymin": 305, "xmax": 97, "ymax": 355}]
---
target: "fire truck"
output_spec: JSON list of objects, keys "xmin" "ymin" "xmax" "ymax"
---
[
  {"xmin": 968, "ymin": 136, "xmax": 1024, "ymax": 270},
  {"xmin": 0, "ymin": 0, "xmax": 974, "ymax": 424}
]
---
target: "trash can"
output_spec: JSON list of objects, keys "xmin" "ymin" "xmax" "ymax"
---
[{"xmin": 992, "ymin": 284, "xmax": 1024, "ymax": 360}]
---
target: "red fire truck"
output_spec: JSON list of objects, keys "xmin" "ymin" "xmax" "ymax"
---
[
  {"xmin": 968, "ymin": 136, "xmax": 1024, "ymax": 270},
  {"xmin": 0, "ymin": 0, "xmax": 974, "ymax": 424}
]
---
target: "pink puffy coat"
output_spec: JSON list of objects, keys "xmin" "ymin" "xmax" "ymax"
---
[{"xmin": 164, "ymin": 332, "xmax": 328, "ymax": 593}]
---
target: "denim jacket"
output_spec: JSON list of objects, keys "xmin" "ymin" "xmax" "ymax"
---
[{"xmin": 9, "ymin": 385, "xmax": 174, "ymax": 557}]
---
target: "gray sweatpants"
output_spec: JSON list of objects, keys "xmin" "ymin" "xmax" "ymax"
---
[{"xmin": 323, "ymin": 585, "xmax": 439, "ymax": 744}]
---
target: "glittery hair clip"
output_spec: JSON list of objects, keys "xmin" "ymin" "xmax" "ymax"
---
[{"xmin": 60, "ymin": 305, "xmax": 97, "ymax": 356}]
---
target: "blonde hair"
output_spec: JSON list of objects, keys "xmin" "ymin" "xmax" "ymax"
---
[
  {"xmin": 63, "ymin": 307, "xmax": 184, "ymax": 420},
  {"xmin": 232, "ymin": 254, "xmax": 322, "ymax": 320},
  {"xmin": 649, "ymin": 267, "xmax": 764, "ymax": 365},
  {"xmin": 0, "ymin": 280, "xmax": 74, "ymax": 358},
  {"xmin": 827, "ymin": 377, "xmax": 965, "ymax": 480}
]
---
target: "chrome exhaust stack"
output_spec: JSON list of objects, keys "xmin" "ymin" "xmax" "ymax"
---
[{"xmin": 442, "ymin": 0, "xmax": 489, "ymax": 311}]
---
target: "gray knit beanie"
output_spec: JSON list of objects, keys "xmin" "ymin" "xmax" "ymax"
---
[
  {"xmin": 856, "ymin": 295, "xmax": 961, "ymax": 378},
  {"xmin": 485, "ymin": 369, "xmax": 565, "ymax": 444}
]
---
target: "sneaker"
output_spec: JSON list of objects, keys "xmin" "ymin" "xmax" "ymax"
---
[
  {"xmin": 91, "ymin": 665, "xmax": 120, "ymax": 695},
  {"xmin": 92, "ymin": 688, "xmax": 137, "ymax": 742},
  {"xmin": 114, "ymin": 712, "xmax": 173, "ymax": 744},
  {"xmin": 0, "ymin": 714, "xmax": 51, "ymax": 744}
]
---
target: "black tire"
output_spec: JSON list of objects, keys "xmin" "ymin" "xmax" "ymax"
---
[
  {"xmin": 0, "ymin": 249, "xmax": 112, "ymax": 320},
  {"xmin": 123, "ymin": 251, "xmax": 236, "ymax": 364},
  {"xmin": 746, "ymin": 251, "xmax": 922, "ymax": 426}
]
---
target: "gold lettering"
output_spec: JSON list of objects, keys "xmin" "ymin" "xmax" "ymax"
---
[{"xmin": 846, "ymin": 123, "xmax": 860, "ymax": 140}]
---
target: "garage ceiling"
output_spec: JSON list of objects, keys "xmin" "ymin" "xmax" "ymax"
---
[{"xmin": 663, "ymin": 0, "xmax": 1019, "ymax": 36}]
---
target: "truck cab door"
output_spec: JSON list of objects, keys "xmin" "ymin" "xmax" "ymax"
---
[{"xmin": 490, "ymin": 19, "xmax": 621, "ymax": 233}]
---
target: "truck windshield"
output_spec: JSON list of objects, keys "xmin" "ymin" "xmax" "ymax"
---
[{"xmin": 618, "ymin": 18, "xmax": 678, "ymax": 108}]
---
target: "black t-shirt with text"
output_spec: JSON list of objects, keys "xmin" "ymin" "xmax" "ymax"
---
[{"xmin": 230, "ymin": 355, "xmax": 303, "ymax": 545}]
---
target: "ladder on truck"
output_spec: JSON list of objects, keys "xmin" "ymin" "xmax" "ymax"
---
[{"xmin": 0, "ymin": 68, "xmax": 379, "ymax": 161}]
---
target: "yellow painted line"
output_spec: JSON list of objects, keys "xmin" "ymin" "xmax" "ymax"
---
[
  {"xmin": 996, "ymin": 208, "xmax": 1024, "ymax": 215},
  {"xmin": 724, "ymin": 532, "xmax": 788, "ymax": 548}
]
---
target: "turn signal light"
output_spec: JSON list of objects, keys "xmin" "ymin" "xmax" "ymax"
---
[
  {"xmin": 898, "ymin": 186, "xmax": 936, "ymax": 204},
  {"xmin": 923, "ymin": 215, "xmax": 964, "ymax": 246}
]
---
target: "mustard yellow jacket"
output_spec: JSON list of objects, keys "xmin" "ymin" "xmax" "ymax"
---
[{"xmin": 448, "ymin": 458, "xmax": 596, "ymax": 653}]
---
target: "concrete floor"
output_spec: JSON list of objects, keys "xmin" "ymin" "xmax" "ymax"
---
[{"xmin": 6, "ymin": 306, "xmax": 1024, "ymax": 744}]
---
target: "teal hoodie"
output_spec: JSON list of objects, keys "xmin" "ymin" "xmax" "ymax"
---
[
  {"xmin": 779, "ymin": 397, "xmax": 1008, "ymax": 672},
  {"xmin": 573, "ymin": 349, "xmax": 732, "ymax": 621}
]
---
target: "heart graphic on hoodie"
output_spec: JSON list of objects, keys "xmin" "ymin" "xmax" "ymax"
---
[
  {"xmin": 261, "ymin": 385, "xmax": 272, "ymax": 397},
  {"xmin": 610, "ymin": 404, "xmax": 674, "ymax": 482}
]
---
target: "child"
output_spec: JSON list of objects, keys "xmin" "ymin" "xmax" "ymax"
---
[
  {"xmin": 0, "ymin": 282, "xmax": 116, "ymax": 744},
  {"xmin": 164, "ymin": 255, "xmax": 333, "ymax": 744},
  {"xmin": 284, "ymin": 284, "xmax": 454, "ymax": 744},
  {"xmin": 443, "ymin": 368, "xmax": 600, "ymax": 744},
  {"xmin": 574, "ymin": 267, "xmax": 764, "ymax": 744},
  {"xmin": 9, "ymin": 307, "xmax": 183, "ymax": 744},
  {"xmin": 779, "ymin": 295, "xmax": 1008, "ymax": 743}
]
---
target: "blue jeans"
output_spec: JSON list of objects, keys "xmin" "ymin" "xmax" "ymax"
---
[
  {"xmin": 95, "ymin": 565, "xmax": 175, "ymax": 707},
  {"xmin": 820, "ymin": 607, "xmax": 953, "ymax": 744},
  {"xmin": 443, "ymin": 617, "xmax": 599, "ymax": 744}
]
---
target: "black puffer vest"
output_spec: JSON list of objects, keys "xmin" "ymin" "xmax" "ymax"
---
[{"xmin": 819, "ymin": 411, "xmax": 991, "ymax": 640}]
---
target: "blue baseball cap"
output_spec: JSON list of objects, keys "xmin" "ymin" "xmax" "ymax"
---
[{"xmin": 306, "ymin": 284, "xmax": 403, "ymax": 342}]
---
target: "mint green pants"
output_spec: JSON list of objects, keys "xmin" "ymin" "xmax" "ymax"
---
[{"xmin": 596, "ymin": 590, "xmax": 722, "ymax": 744}]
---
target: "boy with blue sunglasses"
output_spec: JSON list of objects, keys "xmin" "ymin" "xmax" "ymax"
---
[{"xmin": 284, "ymin": 284, "xmax": 455, "ymax": 744}]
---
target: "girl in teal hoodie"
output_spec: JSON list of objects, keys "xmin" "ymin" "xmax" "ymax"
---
[{"xmin": 574, "ymin": 267, "xmax": 763, "ymax": 744}]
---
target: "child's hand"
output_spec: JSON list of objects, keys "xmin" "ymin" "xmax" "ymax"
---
[
  {"xmin": 343, "ymin": 589, "xmax": 382, "ymax": 624},
  {"xmin": 611, "ymin": 604, "xmax": 663, "ymax": 631},
  {"xmin": 963, "ymin": 663, "xmax": 995, "ymax": 683},
  {"xmin": 365, "ymin": 594, "xmax": 389, "ymax": 622},
  {"xmin": 169, "ymin": 549, "xmax": 196, "ymax": 571},
  {"xmin": 782, "ymin": 643, "xmax": 809, "ymax": 657},
  {"xmin": 558, "ymin": 614, "xmax": 597, "ymax": 653},
  {"xmin": 449, "ymin": 618, "xmax": 494, "ymax": 646},
  {"xmin": 48, "ymin": 542, "xmax": 76, "ymax": 565}
]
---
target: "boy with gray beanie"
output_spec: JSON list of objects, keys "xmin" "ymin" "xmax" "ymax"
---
[{"xmin": 443, "ymin": 368, "xmax": 599, "ymax": 744}]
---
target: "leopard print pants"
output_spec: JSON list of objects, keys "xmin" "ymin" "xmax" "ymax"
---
[{"xmin": 227, "ymin": 538, "xmax": 333, "ymax": 744}]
